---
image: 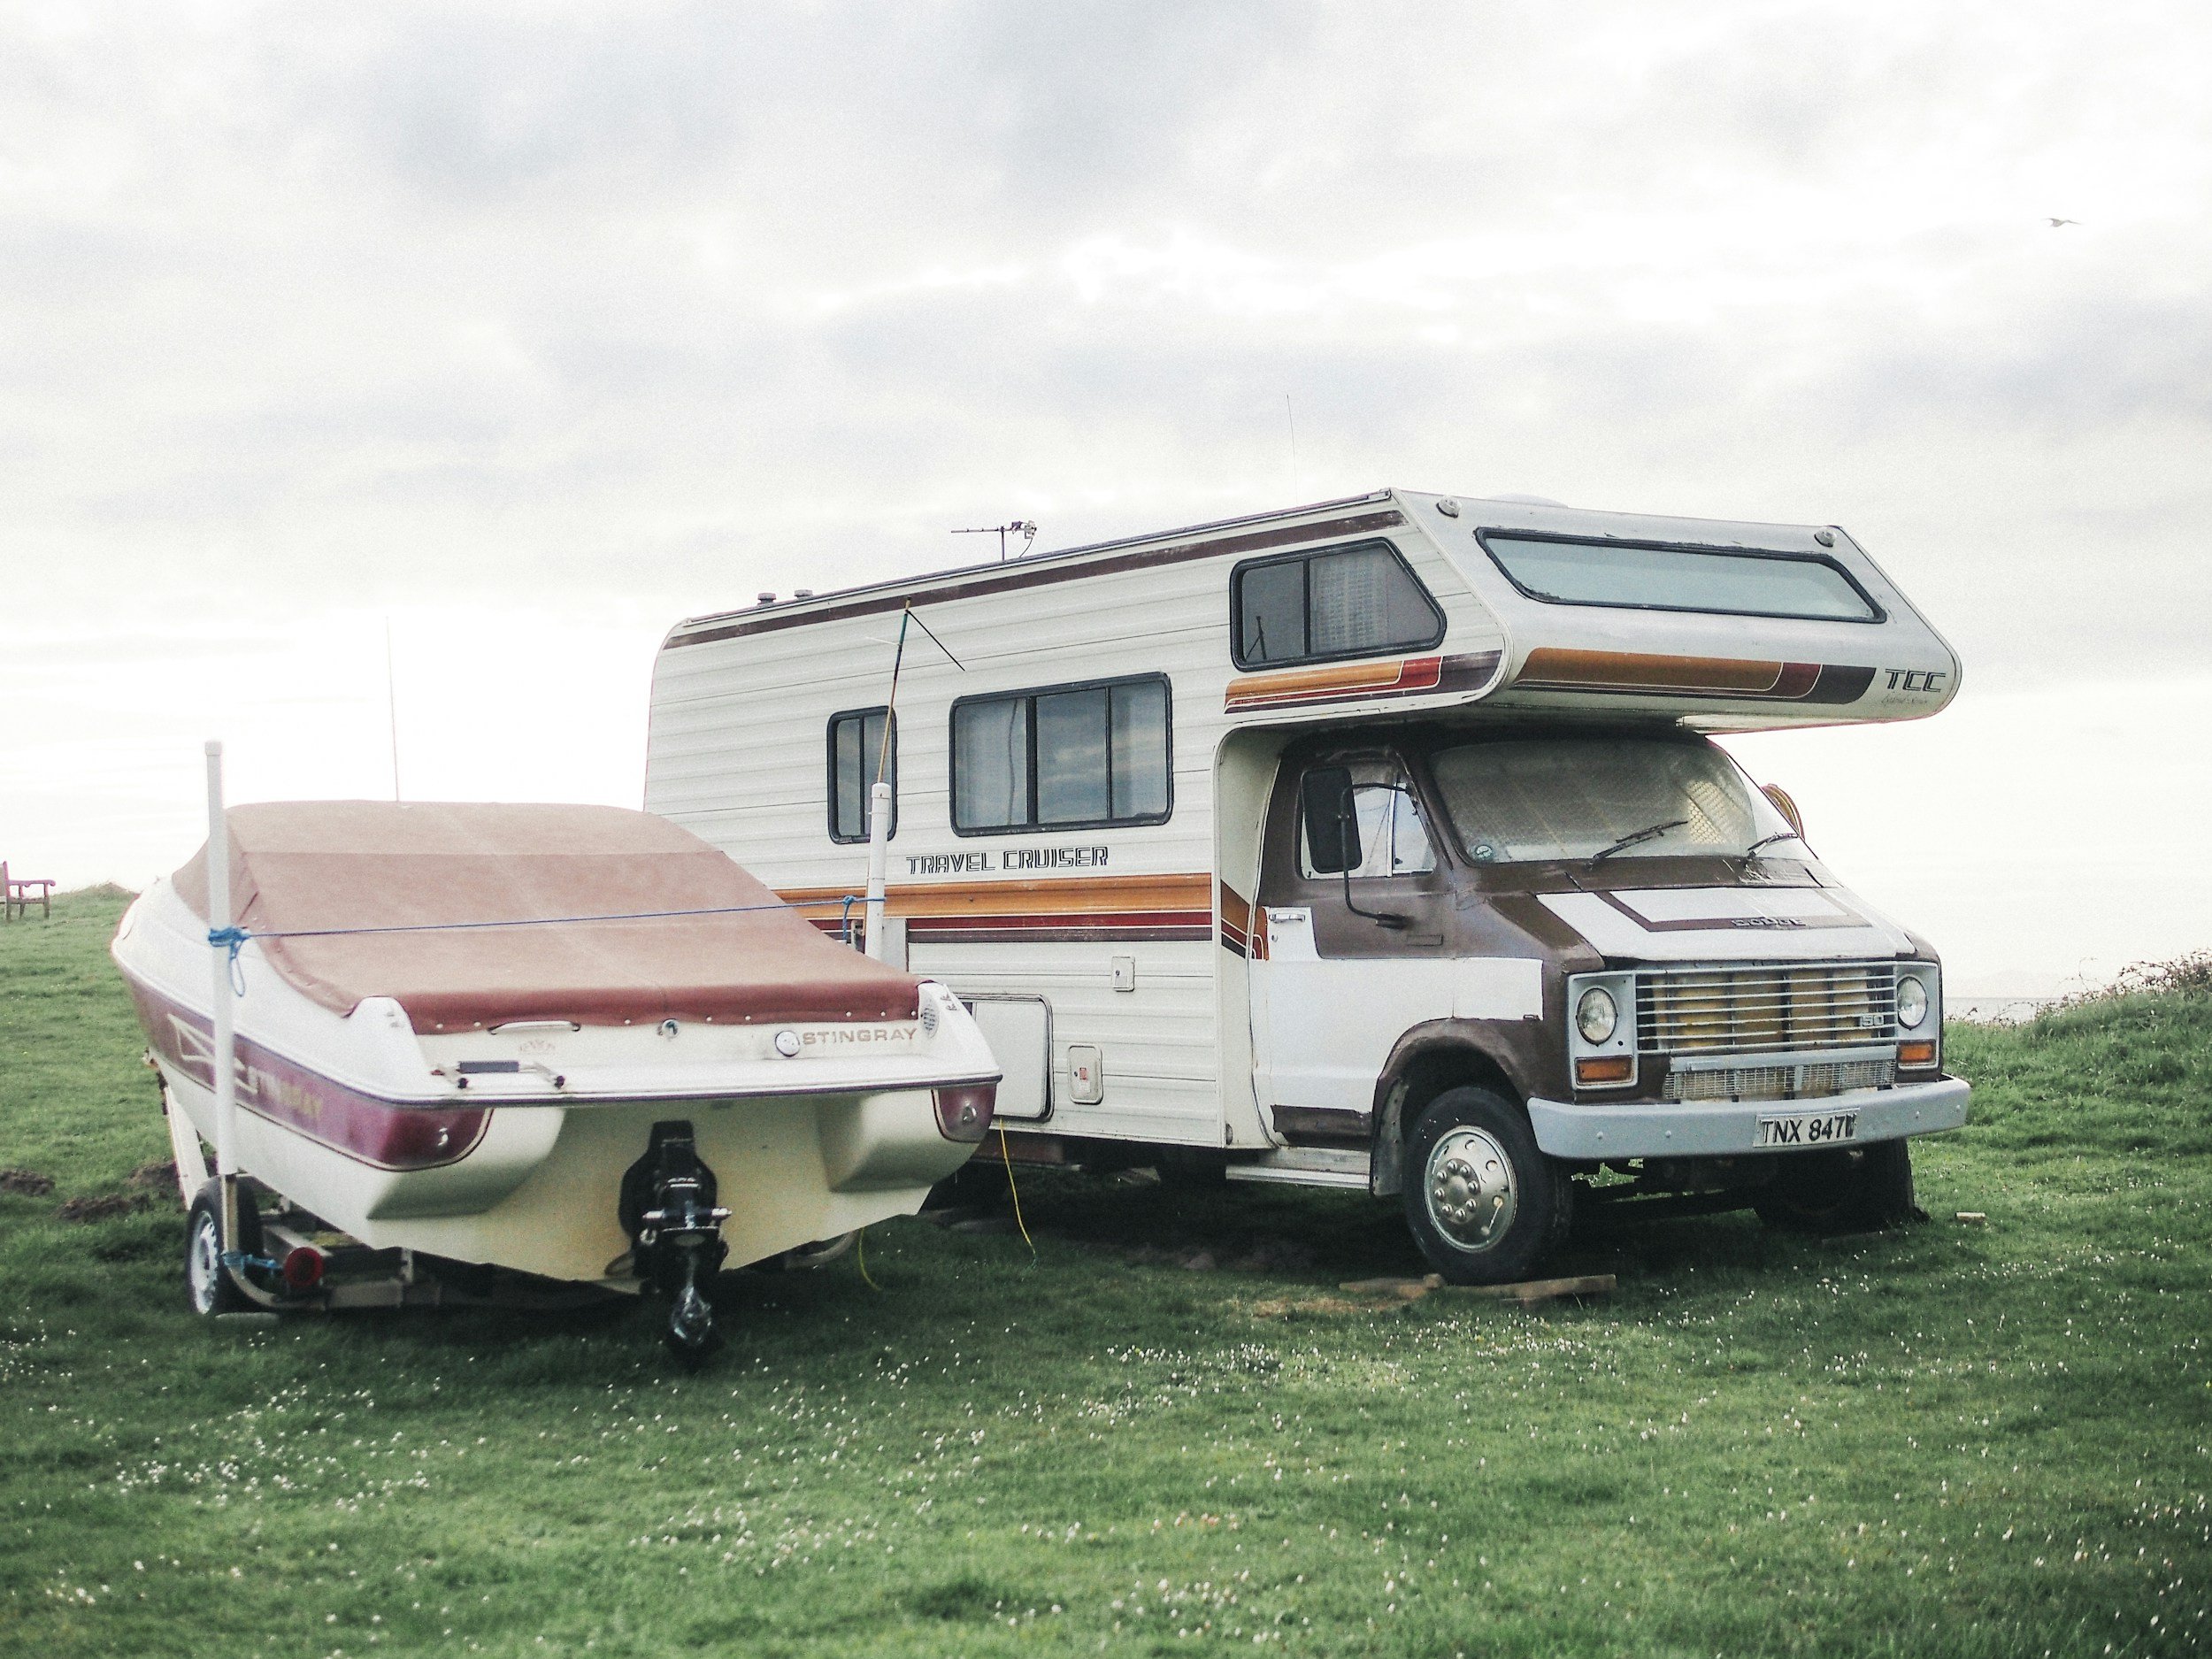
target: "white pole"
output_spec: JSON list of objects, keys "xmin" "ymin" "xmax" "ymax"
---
[
  {"xmin": 862, "ymin": 780, "xmax": 892, "ymax": 961},
  {"xmin": 204, "ymin": 742, "xmax": 240, "ymax": 1197},
  {"xmin": 384, "ymin": 618, "xmax": 401, "ymax": 802}
]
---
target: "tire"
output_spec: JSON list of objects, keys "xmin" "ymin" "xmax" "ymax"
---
[
  {"xmin": 1156, "ymin": 1148, "xmax": 1229, "ymax": 1192},
  {"xmin": 1754, "ymin": 1139, "xmax": 1919, "ymax": 1233},
  {"xmin": 1402, "ymin": 1086, "xmax": 1570, "ymax": 1285},
  {"xmin": 184, "ymin": 1179, "xmax": 263, "ymax": 1316}
]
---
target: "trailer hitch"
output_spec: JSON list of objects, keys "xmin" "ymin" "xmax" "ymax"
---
[{"xmin": 618, "ymin": 1121, "xmax": 732, "ymax": 1359}]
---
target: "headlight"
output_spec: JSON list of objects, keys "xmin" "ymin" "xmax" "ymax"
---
[
  {"xmin": 1896, "ymin": 974, "xmax": 1930, "ymax": 1030},
  {"xmin": 1576, "ymin": 986, "xmax": 1618, "ymax": 1045}
]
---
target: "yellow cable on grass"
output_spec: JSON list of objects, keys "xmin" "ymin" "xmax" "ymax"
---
[
  {"xmin": 856, "ymin": 1226, "xmax": 880, "ymax": 1291},
  {"xmin": 998, "ymin": 1127, "xmax": 1037, "ymax": 1262}
]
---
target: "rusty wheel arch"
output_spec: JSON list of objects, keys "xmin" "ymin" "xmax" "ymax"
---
[{"xmin": 1367, "ymin": 1029, "xmax": 1530, "ymax": 1197}]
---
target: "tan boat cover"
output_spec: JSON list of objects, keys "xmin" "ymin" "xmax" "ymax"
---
[{"xmin": 169, "ymin": 802, "xmax": 918, "ymax": 1029}]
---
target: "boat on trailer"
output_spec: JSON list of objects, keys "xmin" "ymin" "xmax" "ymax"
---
[{"xmin": 111, "ymin": 790, "xmax": 998, "ymax": 1355}]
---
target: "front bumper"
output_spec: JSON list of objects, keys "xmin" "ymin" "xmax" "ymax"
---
[{"xmin": 1527, "ymin": 1074, "xmax": 1970, "ymax": 1161}]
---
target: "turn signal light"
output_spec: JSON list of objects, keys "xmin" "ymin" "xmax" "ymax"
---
[
  {"xmin": 1575, "ymin": 1056, "xmax": 1634, "ymax": 1086},
  {"xmin": 1897, "ymin": 1040, "xmax": 1938, "ymax": 1069},
  {"xmin": 933, "ymin": 1084, "xmax": 997, "ymax": 1144}
]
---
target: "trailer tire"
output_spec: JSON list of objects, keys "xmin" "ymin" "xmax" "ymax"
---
[
  {"xmin": 1402, "ymin": 1087, "xmax": 1567, "ymax": 1285},
  {"xmin": 184, "ymin": 1180, "xmax": 262, "ymax": 1317},
  {"xmin": 1753, "ymin": 1140, "xmax": 1918, "ymax": 1233}
]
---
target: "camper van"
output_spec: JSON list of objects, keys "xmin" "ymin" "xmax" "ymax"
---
[{"xmin": 643, "ymin": 490, "xmax": 1970, "ymax": 1283}]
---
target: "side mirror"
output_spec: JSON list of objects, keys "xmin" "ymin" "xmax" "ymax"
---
[
  {"xmin": 1761, "ymin": 783, "xmax": 1806, "ymax": 839},
  {"xmin": 1301, "ymin": 766, "xmax": 1360, "ymax": 874}
]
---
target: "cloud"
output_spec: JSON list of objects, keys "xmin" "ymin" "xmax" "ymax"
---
[{"xmin": 3, "ymin": 0, "xmax": 2209, "ymax": 944}]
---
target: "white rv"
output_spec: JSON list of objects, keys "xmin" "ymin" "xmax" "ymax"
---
[{"xmin": 643, "ymin": 490, "xmax": 1970, "ymax": 1282}]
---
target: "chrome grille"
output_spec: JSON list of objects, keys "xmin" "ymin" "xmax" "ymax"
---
[
  {"xmin": 1664, "ymin": 1056, "xmax": 1896, "ymax": 1102},
  {"xmin": 1638, "ymin": 962, "xmax": 1897, "ymax": 1056}
]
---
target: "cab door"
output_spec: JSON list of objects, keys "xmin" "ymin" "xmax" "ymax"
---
[{"xmin": 1247, "ymin": 748, "xmax": 1457, "ymax": 1127}]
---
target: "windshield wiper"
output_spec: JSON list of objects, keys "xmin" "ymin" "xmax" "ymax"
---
[
  {"xmin": 1587, "ymin": 818, "xmax": 1689, "ymax": 865},
  {"xmin": 1742, "ymin": 829, "xmax": 1801, "ymax": 858}
]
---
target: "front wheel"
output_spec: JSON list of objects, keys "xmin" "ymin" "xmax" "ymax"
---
[
  {"xmin": 184, "ymin": 1180, "xmax": 262, "ymax": 1316},
  {"xmin": 1402, "ymin": 1087, "xmax": 1571, "ymax": 1285},
  {"xmin": 1754, "ymin": 1140, "xmax": 1918, "ymax": 1233}
]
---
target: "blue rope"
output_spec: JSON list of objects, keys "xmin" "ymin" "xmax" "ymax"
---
[
  {"xmin": 211, "ymin": 895, "xmax": 857, "ymax": 944},
  {"xmin": 207, "ymin": 926, "xmax": 250, "ymax": 994},
  {"xmin": 204, "ymin": 895, "xmax": 864, "ymax": 995}
]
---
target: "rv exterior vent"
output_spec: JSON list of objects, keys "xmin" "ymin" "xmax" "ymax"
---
[{"xmin": 757, "ymin": 592, "xmax": 776, "ymax": 605}]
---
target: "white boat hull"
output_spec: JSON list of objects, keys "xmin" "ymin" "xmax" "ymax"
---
[{"xmin": 116, "ymin": 879, "xmax": 1000, "ymax": 1288}]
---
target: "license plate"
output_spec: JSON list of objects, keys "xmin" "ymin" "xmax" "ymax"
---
[{"xmin": 1756, "ymin": 1110, "xmax": 1859, "ymax": 1148}]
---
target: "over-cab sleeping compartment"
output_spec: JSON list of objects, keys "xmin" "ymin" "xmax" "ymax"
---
[{"xmin": 1391, "ymin": 493, "xmax": 1960, "ymax": 733}]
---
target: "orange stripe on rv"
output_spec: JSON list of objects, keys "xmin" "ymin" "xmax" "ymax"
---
[
  {"xmin": 779, "ymin": 872, "xmax": 1213, "ymax": 921},
  {"xmin": 1224, "ymin": 655, "xmax": 1441, "ymax": 711}
]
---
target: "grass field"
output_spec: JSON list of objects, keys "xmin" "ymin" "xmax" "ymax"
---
[{"xmin": 4, "ymin": 889, "xmax": 2208, "ymax": 1656}]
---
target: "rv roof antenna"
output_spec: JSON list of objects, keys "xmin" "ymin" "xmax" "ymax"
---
[{"xmin": 952, "ymin": 520, "xmax": 1038, "ymax": 561}]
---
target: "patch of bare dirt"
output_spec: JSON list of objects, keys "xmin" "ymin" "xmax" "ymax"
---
[
  {"xmin": 55, "ymin": 1193, "xmax": 150, "ymax": 1223},
  {"xmin": 128, "ymin": 1160, "xmax": 183, "ymax": 1205},
  {"xmin": 1107, "ymin": 1237, "xmax": 1320, "ymax": 1275},
  {"xmin": 1, "ymin": 1170, "xmax": 56, "ymax": 1197}
]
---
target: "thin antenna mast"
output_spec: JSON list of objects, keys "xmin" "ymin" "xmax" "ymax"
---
[
  {"xmin": 860, "ymin": 606, "xmax": 966, "ymax": 960},
  {"xmin": 384, "ymin": 618, "xmax": 402, "ymax": 802},
  {"xmin": 1285, "ymin": 394, "xmax": 1299, "ymax": 498}
]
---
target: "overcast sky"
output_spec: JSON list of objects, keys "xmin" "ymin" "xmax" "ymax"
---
[{"xmin": 4, "ymin": 1, "xmax": 2208, "ymax": 987}]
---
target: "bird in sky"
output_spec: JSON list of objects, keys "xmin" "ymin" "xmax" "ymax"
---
[{"xmin": 2047, "ymin": 217, "xmax": 2081, "ymax": 227}]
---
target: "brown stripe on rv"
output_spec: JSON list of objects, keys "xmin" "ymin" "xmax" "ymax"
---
[
  {"xmin": 1805, "ymin": 664, "xmax": 1878, "ymax": 703},
  {"xmin": 1224, "ymin": 649, "xmax": 1501, "ymax": 712},
  {"xmin": 779, "ymin": 872, "xmax": 1213, "ymax": 921},
  {"xmin": 1226, "ymin": 657, "xmax": 1429, "ymax": 704},
  {"xmin": 1517, "ymin": 649, "xmax": 1791, "ymax": 694},
  {"xmin": 910, "ymin": 921, "xmax": 1213, "ymax": 944},
  {"xmin": 1217, "ymin": 880, "xmax": 1254, "ymax": 956},
  {"xmin": 668, "ymin": 511, "xmax": 1408, "ymax": 648},
  {"xmin": 1514, "ymin": 649, "xmax": 1878, "ymax": 704}
]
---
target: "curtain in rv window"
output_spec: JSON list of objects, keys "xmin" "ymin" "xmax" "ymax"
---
[
  {"xmin": 1230, "ymin": 541, "xmax": 1445, "ymax": 669},
  {"xmin": 951, "ymin": 676, "xmax": 1171, "ymax": 833},
  {"xmin": 1478, "ymin": 533, "xmax": 1883, "ymax": 623},
  {"xmin": 827, "ymin": 707, "xmax": 896, "ymax": 843}
]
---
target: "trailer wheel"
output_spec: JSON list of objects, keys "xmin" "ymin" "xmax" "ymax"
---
[
  {"xmin": 1753, "ymin": 1140, "xmax": 1918, "ymax": 1233},
  {"xmin": 184, "ymin": 1180, "xmax": 262, "ymax": 1317},
  {"xmin": 1402, "ymin": 1087, "xmax": 1568, "ymax": 1285}
]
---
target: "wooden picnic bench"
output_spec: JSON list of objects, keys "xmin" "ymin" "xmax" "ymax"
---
[{"xmin": 3, "ymin": 861, "xmax": 56, "ymax": 921}]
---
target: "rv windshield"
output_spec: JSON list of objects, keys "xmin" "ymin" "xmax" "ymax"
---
[{"xmin": 1430, "ymin": 737, "xmax": 1785, "ymax": 865}]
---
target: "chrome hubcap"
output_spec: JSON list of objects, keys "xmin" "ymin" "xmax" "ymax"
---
[
  {"xmin": 1425, "ymin": 1126, "xmax": 1518, "ymax": 1251},
  {"xmin": 188, "ymin": 1213, "xmax": 221, "ymax": 1313}
]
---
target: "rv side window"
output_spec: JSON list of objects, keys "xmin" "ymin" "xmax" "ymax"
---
[
  {"xmin": 1478, "ymin": 533, "xmax": 1884, "ymax": 623},
  {"xmin": 827, "ymin": 707, "xmax": 896, "ymax": 843},
  {"xmin": 951, "ymin": 675, "xmax": 1171, "ymax": 833},
  {"xmin": 1230, "ymin": 541, "xmax": 1446, "ymax": 669}
]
